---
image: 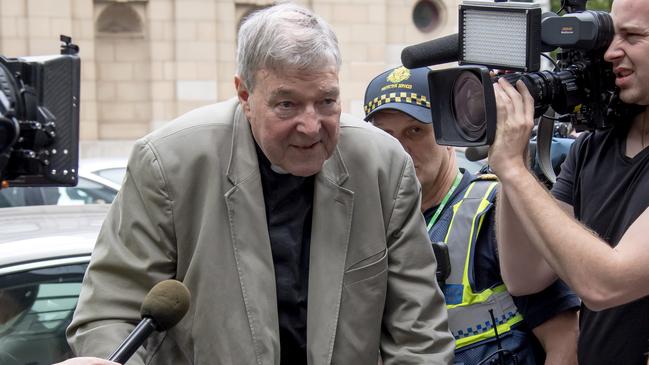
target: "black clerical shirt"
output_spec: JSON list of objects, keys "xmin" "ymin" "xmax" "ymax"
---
[{"xmin": 257, "ymin": 144, "xmax": 314, "ymax": 364}]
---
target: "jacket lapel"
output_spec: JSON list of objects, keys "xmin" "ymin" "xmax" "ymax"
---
[
  {"xmin": 307, "ymin": 147, "xmax": 354, "ymax": 365},
  {"xmin": 225, "ymin": 105, "xmax": 280, "ymax": 364}
]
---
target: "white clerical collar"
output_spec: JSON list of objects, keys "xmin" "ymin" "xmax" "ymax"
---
[{"xmin": 270, "ymin": 164, "xmax": 289, "ymax": 174}]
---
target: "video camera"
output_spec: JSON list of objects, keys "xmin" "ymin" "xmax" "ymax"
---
[
  {"xmin": 401, "ymin": 0, "xmax": 640, "ymax": 148},
  {"xmin": 0, "ymin": 35, "xmax": 80, "ymax": 187}
]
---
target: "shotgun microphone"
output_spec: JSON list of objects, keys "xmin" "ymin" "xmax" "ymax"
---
[
  {"xmin": 107, "ymin": 280, "xmax": 191, "ymax": 364},
  {"xmin": 401, "ymin": 33, "xmax": 459, "ymax": 69}
]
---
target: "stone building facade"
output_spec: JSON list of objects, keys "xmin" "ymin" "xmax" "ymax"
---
[{"xmin": 0, "ymin": 0, "xmax": 462, "ymax": 156}]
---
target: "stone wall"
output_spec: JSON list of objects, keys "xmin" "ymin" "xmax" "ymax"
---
[{"xmin": 0, "ymin": 0, "xmax": 460, "ymax": 157}]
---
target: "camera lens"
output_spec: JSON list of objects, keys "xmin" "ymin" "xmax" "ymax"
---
[{"xmin": 452, "ymin": 71, "xmax": 486, "ymax": 142}]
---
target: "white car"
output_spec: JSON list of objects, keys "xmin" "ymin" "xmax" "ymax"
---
[
  {"xmin": 0, "ymin": 158, "xmax": 127, "ymax": 208},
  {"xmin": 79, "ymin": 158, "xmax": 127, "ymax": 186},
  {"xmin": 0, "ymin": 205, "xmax": 108, "ymax": 365},
  {"xmin": 0, "ymin": 172, "xmax": 120, "ymax": 208}
]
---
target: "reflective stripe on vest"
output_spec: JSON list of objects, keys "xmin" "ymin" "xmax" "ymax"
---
[{"xmin": 440, "ymin": 177, "xmax": 523, "ymax": 349}]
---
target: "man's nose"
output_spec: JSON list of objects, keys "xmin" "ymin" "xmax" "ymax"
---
[
  {"xmin": 398, "ymin": 138, "xmax": 413, "ymax": 156},
  {"xmin": 604, "ymin": 36, "xmax": 623, "ymax": 62},
  {"xmin": 297, "ymin": 106, "xmax": 320, "ymax": 137}
]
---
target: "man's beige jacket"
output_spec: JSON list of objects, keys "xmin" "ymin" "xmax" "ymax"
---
[{"xmin": 67, "ymin": 99, "xmax": 454, "ymax": 364}]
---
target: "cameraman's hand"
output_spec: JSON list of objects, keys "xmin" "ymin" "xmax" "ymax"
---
[
  {"xmin": 52, "ymin": 358, "xmax": 118, "ymax": 365},
  {"xmin": 488, "ymin": 78, "xmax": 535, "ymax": 181}
]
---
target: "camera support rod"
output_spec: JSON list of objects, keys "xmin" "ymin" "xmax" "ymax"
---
[
  {"xmin": 563, "ymin": 0, "xmax": 587, "ymax": 12},
  {"xmin": 537, "ymin": 110, "xmax": 557, "ymax": 184}
]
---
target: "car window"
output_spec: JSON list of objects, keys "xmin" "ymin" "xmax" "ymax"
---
[
  {"xmin": 0, "ymin": 177, "xmax": 117, "ymax": 208},
  {"xmin": 94, "ymin": 167, "xmax": 126, "ymax": 185},
  {"xmin": 0, "ymin": 263, "xmax": 87, "ymax": 364},
  {"xmin": 57, "ymin": 178, "xmax": 118, "ymax": 205}
]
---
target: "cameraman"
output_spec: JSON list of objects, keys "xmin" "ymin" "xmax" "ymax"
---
[{"xmin": 491, "ymin": 0, "xmax": 649, "ymax": 364}]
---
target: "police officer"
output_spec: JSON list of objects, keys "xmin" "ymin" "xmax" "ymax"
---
[{"xmin": 364, "ymin": 66, "xmax": 580, "ymax": 364}]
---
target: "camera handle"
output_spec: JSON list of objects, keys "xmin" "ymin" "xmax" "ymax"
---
[
  {"xmin": 561, "ymin": 0, "xmax": 586, "ymax": 13},
  {"xmin": 60, "ymin": 35, "xmax": 79, "ymax": 55},
  {"xmin": 536, "ymin": 108, "xmax": 557, "ymax": 184}
]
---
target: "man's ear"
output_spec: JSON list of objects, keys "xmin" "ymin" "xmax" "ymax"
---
[
  {"xmin": 234, "ymin": 75, "xmax": 251, "ymax": 114},
  {"xmin": 235, "ymin": 75, "xmax": 249, "ymax": 101}
]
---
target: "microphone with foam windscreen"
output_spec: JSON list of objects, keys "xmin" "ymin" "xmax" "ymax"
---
[
  {"xmin": 401, "ymin": 33, "xmax": 459, "ymax": 69},
  {"xmin": 107, "ymin": 280, "xmax": 191, "ymax": 364}
]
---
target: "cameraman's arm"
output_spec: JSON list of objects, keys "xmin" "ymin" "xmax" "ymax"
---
[
  {"xmin": 53, "ymin": 358, "xmax": 118, "ymax": 365},
  {"xmin": 510, "ymin": 270, "xmax": 580, "ymax": 365},
  {"xmin": 489, "ymin": 77, "xmax": 558, "ymax": 295},
  {"xmin": 532, "ymin": 310, "xmax": 579, "ymax": 365},
  {"xmin": 497, "ymin": 187, "xmax": 558, "ymax": 295},
  {"xmin": 491, "ymin": 78, "xmax": 649, "ymax": 310}
]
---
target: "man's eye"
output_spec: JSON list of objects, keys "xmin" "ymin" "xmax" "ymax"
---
[
  {"xmin": 318, "ymin": 98, "xmax": 338, "ymax": 109},
  {"xmin": 627, "ymin": 34, "xmax": 644, "ymax": 42},
  {"xmin": 278, "ymin": 101, "xmax": 294, "ymax": 109}
]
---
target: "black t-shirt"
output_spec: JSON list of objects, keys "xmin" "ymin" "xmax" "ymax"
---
[
  {"xmin": 425, "ymin": 170, "xmax": 580, "ymax": 363},
  {"xmin": 552, "ymin": 124, "xmax": 649, "ymax": 365},
  {"xmin": 257, "ymin": 145, "xmax": 313, "ymax": 364}
]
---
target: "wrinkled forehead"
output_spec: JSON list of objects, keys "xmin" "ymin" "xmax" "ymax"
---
[
  {"xmin": 254, "ymin": 67, "xmax": 340, "ymax": 93},
  {"xmin": 612, "ymin": 0, "xmax": 649, "ymax": 28},
  {"xmin": 256, "ymin": 60, "xmax": 339, "ymax": 81}
]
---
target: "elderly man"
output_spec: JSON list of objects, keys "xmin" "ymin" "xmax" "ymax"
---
[
  {"xmin": 66, "ymin": 3, "xmax": 454, "ymax": 365},
  {"xmin": 491, "ymin": 0, "xmax": 649, "ymax": 364},
  {"xmin": 364, "ymin": 66, "xmax": 580, "ymax": 365}
]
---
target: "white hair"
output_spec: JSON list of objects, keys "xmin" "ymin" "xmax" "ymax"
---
[{"xmin": 236, "ymin": 2, "xmax": 341, "ymax": 91}]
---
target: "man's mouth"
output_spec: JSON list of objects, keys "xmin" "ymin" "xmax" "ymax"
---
[
  {"xmin": 292, "ymin": 141, "xmax": 319, "ymax": 150},
  {"xmin": 614, "ymin": 67, "xmax": 633, "ymax": 77},
  {"xmin": 614, "ymin": 67, "xmax": 634, "ymax": 86}
]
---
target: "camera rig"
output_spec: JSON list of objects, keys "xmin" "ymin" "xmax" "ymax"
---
[
  {"xmin": 0, "ymin": 35, "xmax": 80, "ymax": 188},
  {"xmin": 401, "ymin": 0, "xmax": 642, "ymax": 182}
]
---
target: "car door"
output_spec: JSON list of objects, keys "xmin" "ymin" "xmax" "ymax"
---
[{"xmin": 0, "ymin": 259, "xmax": 89, "ymax": 365}]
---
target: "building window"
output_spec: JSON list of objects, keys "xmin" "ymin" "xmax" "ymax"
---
[
  {"xmin": 413, "ymin": 0, "xmax": 441, "ymax": 33},
  {"xmin": 96, "ymin": 3, "xmax": 144, "ymax": 36}
]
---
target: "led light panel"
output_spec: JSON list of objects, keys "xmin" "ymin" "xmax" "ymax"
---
[{"xmin": 459, "ymin": 2, "xmax": 542, "ymax": 71}]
